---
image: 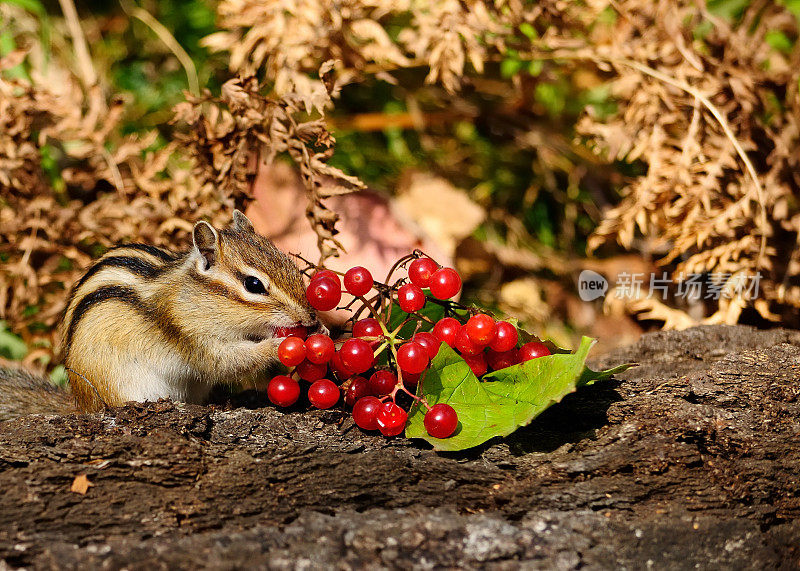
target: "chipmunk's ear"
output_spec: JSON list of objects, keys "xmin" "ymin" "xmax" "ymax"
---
[
  {"xmin": 231, "ymin": 209, "xmax": 254, "ymax": 233},
  {"xmin": 192, "ymin": 220, "xmax": 219, "ymax": 270}
]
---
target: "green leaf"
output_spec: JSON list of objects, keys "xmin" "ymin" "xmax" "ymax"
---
[
  {"xmin": 3, "ymin": 0, "xmax": 45, "ymax": 16},
  {"xmin": 519, "ymin": 23, "xmax": 537, "ymax": 39},
  {"xmin": 50, "ymin": 365, "xmax": 68, "ymax": 388},
  {"xmin": 765, "ymin": 30, "xmax": 793, "ymax": 54},
  {"xmin": 405, "ymin": 337, "xmax": 633, "ymax": 451},
  {"xmin": 500, "ymin": 58, "xmax": 524, "ymax": 78},
  {"xmin": 527, "ymin": 59, "xmax": 543, "ymax": 77},
  {"xmin": 0, "ymin": 321, "xmax": 28, "ymax": 360},
  {"xmin": 707, "ymin": 0, "xmax": 749, "ymax": 21},
  {"xmin": 782, "ymin": 0, "xmax": 800, "ymax": 19}
]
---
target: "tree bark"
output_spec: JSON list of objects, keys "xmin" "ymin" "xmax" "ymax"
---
[{"xmin": 1, "ymin": 325, "xmax": 798, "ymax": 568}]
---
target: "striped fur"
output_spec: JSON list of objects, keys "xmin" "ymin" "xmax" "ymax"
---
[{"xmin": 62, "ymin": 211, "xmax": 321, "ymax": 411}]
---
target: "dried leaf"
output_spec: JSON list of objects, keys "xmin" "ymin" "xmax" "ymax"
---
[{"xmin": 70, "ymin": 474, "xmax": 93, "ymax": 494}]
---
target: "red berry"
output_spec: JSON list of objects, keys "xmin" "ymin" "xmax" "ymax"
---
[
  {"xmin": 424, "ymin": 403, "xmax": 458, "ymax": 438},
  {"xmin": 267, "ymin": 375, "xmax": 301, "ymax": 407},
  {"xmin": 486, "ymin": 348, "xmax": 520, "ymax": 370},
  {"xmin": 429, "ymin": 267, "xmax": 461, "ymax": 299},
  {"xmin": 397, "ymin": 341, "xmax": 429, "ymax": 374},
  {"xmin": 397, "ymin": 283, "xmax": 426, "ymax": 313},
  {"xmin": 278, "ymin": 336, "xmax": 306, "ymax": 367},
  {"xmin": 305, "ymin": 334, "xmax": 335, "ymax": 364},
  {"xmin": 432, "ymin": 317, "xmax": 461, "ymax": 348},
  {"xmin": 408, "ymin": 257, "xmax": 439, "ymax": 288},
  {"xmin": 339, "ymin": 338, "xmax": 374, "ymax": 374},
  {"xmin": 519, "ymin": 341, "xmax": 551, "ymax": 361},
  {"xmin": 465, "ymin": 314, "xmax": 496, "ymax": 346},
  {"xmin": 345, "ymin": 376, "xmax": 370, "ymax": 406},
  {"xmin": 402, "ymin": 371, "xmax": 421, "ymax": 387},
  {"xmin": 412, "ymin": 331, "xmax": 440, "ymax": 360},
  {"xmin": 455, "ymin": 327, "xmax": 483, "ymax": 356},
  {"xmin": 274, "ymin": 325, "xmax": 308, "ymax": 339},
  {"xmin": 368, "ymin": 370, "xmax": 397, "ymax": 396},
  {"xmin": 296, "ymin": 359, "xmax": 327, "ymax": 381},
  {"xmin": 490, "ymin": 321, "xmax": 518, "ymax": 352},
  {"xmin": 352, "ymin": 396, "xmax": 382, "ymax": 430},
  {"xmin": 306, "ymin": 277, "xmax": 341, "ymax": 311},
  {"xmin": 352, "ymin": 318, "xmax": 382, "ymax": 340},
  {"xmin": 376, "ymin": 402, "xmax": 408, "ymax": 436},
  {"xmin": 330, "ymin": 351, "xmax": 355, "ymax": 380},
  {"xmin": 312, "ymin": 269, "xmax": 341, "ymax": 287},
  {"xmin": 308, "ymin": 379, "xmax": 339, "ymax": 409},
  {"xmin": 344, "ymin": 266, "xmax": 373, "ymax": 297},
  {"xmin": 463, "ymin": 352, "xmax": 488, "ymax": 377}
]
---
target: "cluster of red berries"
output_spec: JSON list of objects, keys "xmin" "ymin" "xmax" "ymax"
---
[
  {"xmin": 436, "ymin": 314, "xmax": 552, "ymax": 377},
  {"xmin": 267, "ymin": 254, "xmax": 551, "ymax": 440}
]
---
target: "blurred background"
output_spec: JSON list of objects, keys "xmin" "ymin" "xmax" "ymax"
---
[{"xmin": 1, "ymin": 0, "xmax": 799, "ymax": 377}]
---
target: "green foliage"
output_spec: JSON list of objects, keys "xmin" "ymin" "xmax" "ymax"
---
[
  {"xmin": 405, "ymin": 338, "xmax": 632, "ymax": 451},
  {"xmin": 0, "ymin": 31, "xmax": 27, "ymax": 80},
  {"xmin": 3, "ymin": 0, "xmax": 45, "ymax": 16},
  {"xmin": 707, "ymin": 0, "xmax": 750, "ymax": 20},
  {"xmin": 766, "ymin": 30, "xmax": 794, "ymax": 54},
  {"xmin": 0, "ymin": 321, "xmax": 27, "ymax": 360},
  {"xmin": 0, "ymin": 322, "xmax": 66, "ymax": 385},
  {"xmin": 783, "ymin": 0, "xmax": 800, "ymax": 18},
  {"xmin": 49, "ymin": 365, "xmax": 68, "ymax": 387},
  {"xmin": 106, "ymin": 0, "xmax": 220, "ymax": 132}
]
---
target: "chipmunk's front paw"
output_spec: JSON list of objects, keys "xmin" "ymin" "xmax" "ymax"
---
[{"xmin": 255, "ymin": 336, "xmax": 282, "ymax": 348}]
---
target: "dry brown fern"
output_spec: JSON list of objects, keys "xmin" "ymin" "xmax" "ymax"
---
[
  {"xmin": 507, "ymin": 0, "xmax": 800, "ymax": 326},
  {"xmin": 204, "ymin": 0, "xmax": 800, "ymax": 326},
  {"xmin": 0, "ymin": 4, "xmax": 364, "ymax": 359},
  {"xmin": 583, "ymin": 0, "xmax": 799, "ymax": 325},
  {"xmin": 173, "ymin": 74, "xmax": 366, "ymax": 261},
  {"xmin": 203, "ymin": 0, "xmax": 514, "ymax": 105}
]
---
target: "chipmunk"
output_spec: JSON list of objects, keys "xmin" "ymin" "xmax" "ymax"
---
[{"xmin": 0, "ymin": 210, "xmax": 322, "ymax": 419}]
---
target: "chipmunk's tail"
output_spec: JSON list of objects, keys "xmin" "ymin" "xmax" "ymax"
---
[{"xmin": 0, "ymin": 365, "xmax": 76, "ymax": 421}]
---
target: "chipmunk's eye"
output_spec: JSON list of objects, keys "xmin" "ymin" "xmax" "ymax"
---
[{"xmin": 244, "ymin": 276, "xmax": 268, "ymax": 295}]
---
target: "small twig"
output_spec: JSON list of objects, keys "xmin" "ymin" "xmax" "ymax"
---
[
  {"xmin": 101, "ymin": 147, "xmax": 125, "ymax": 194},
  {"xmin": 122, "ymin": 3, "xmax": 200, "ymax": 96},
  {"xmin": 351, "ymin": 293, "xmax": 385, "ymax": 322},
  {"xmin": 57, "ymin": 0, "xmax": 97, "ymax": 90},
  {"xmin": 17, "ymin": 212, "xmax": 40, "ymax": 271},
  {"xmin": 356, "ymin": 295, "xmax": 386, "ymax": 329}
]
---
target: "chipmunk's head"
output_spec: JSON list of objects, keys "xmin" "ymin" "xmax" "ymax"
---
[{"xmin": 189, "ymin": 210, "xmax": 322, "ymax": 341}]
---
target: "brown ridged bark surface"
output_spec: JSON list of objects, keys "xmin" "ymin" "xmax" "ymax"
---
[{"xmin": 1, "ymin": 325, "xmax": 798, "ymax": 569}]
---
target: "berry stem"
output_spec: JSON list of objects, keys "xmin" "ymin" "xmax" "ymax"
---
[
  {"xmin": 356, "ymin": 295, "xmax": 390, "ymax": 336},
  {"xmin": 383, "ymin": 252, "xmax": 417, "ymax": 287},
  {"xmin": 390, "ymin": 319, "xmax": 410, "ymax": 338},
  {"xmin": 386, "ymin": 336, "xmax": 405, "ymax": 388},
  {"xmin": 350, "ymin": 293, "xmax": 384, "ymax": 323},
  {"xmin": 411, "ymin": 248, "xmax": 442, "ymax": 268},
  {"xmin": 373, "ymin": 340, "xmax": 388, "ymax": 358},
  {"xmin": 389, "ymin": 381, "xmax": 425, "ymax": 405},
  {"xmin": 411, "ymin": 312, "xmax": 435, "ymax": 325}
]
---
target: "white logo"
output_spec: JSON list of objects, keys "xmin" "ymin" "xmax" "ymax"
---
[{"xmin": 578, "ymin": 270, "xmax": 608, "ymax": 301}]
